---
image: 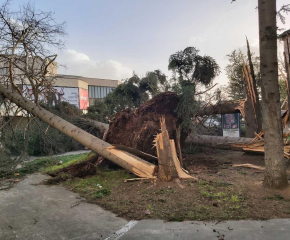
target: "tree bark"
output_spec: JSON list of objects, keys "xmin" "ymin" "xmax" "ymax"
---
[
  {"xmin": 185, "ymin": 134, "xmax": 251, "ymax": 150},
  {"xmin": 258, "ymin": 0, "xmax": 288, "ymax": 188},
  {"xmin": 0, "ymin": 84, "xmax": 157, "ymax": 178}
]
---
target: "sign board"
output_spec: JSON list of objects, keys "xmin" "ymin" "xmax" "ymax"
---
[
  {"xmin": 79, "ymin": 88, "xmax": 89, "ymax": 110},
  {"xmin": 21, "ymin": 85, "xmax": 80, "ymax": 108},
  {"xmin": 222, "ymin": 113, "xmax": 240, "ymax": 137},
  {"xmin": 54, "ymin": 87, "xmax": 79, "ymax": 108}
]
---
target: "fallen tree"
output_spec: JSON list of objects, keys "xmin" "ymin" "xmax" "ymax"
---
[
  {"xmin": 0, "ymin": 84, "xmax": 157, "ymax": 178},
  {"xmin": 185, "ymin": 134, "xmax": 252, "ymax": 150},
  {"xmin": 104, "ymin": 92, "xmax": 182, "ymax": 157},
  {"xmin": 196, "ymin": 101, "xmax": 242, "ymax": 116}
]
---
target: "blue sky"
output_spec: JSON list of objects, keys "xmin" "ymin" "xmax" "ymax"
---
[{"xmin": 9, "ymin": 0, "xmax": 290, "ymax": 85}]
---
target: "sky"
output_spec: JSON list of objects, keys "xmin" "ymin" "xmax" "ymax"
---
[{"xmin": 8, "ymin": 0, "xmax": 290, "ymax": 86}]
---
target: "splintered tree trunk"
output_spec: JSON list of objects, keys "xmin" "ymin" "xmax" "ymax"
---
[
  {"xmin": 155, "ymin": 117, "xmax": 179, "ymax": 181},
  {"xmin": 258, "ymin": 0, "xmax": 288, "ymax": 188},
  {"xmin": 155, "ymin": 117, "xmax": 194, "ymax": 181},
  {"xmin": 0, "ymin": 84, "xmax": 157, "ymax": 178},
  {"xmin": 282, "ymin": 35, "xmax": 290, "ymax": 112},
  {"xmin": 243, "ymin": 94, "xmax": 257, "ymax": 138},
  {"xmin": 243, "ymin": 63, "xmax": 259, "ymax": 138},
  {"xmin": 246, "ymin": 38, "xmax": 263, "ymax": 133}
]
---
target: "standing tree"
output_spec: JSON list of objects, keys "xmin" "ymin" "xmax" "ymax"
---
[
  {"xmin": 168, "ymin": 47, "xmax": 220, "ymax": 131},
  {"xmin": 258, "ymin": 0, "xmax": 288, "ymax": 188},
  {"xmin": 231, "ymin": 0, "xmax": 289, "ymax": 188}
]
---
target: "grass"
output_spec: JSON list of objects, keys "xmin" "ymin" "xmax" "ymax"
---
[
  {"xmin": 10, "ymin": 151, "xmax": 290, "ymax": 222},
  {"xmin": 231, "ymin": 195, "xmax": 240, "ymax": 202},
  {"xmin": 65, "ymin": 169, "xmax": 131, "ymax": 200},
  {"xmin": 14, "ymin": 153, "xmax": 89, "ymax": 178},
  {"xmin": 42, "ymin": 153, "xmax": 90, "ymax": 174}
]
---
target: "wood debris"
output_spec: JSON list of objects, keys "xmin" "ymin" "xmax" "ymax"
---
[
  {"xmin": 155, "ymin": 116, "xmax": 196, "ymax": 181},
  {"xmin": 231, "ymin": 108, "xmax": 290, "ymax": 159}
]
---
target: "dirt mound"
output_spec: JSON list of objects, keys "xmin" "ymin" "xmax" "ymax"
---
[{"xmin": 106, "ymin": 92, "xmax": 181, "ymax": 157}]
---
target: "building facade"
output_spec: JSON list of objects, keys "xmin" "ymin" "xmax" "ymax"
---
[
  {"xmin": 55, "ymin": 75, "xmax": 119, "ymax": 108},
  {"xmin": 0, "ymin": 56, "xmax": 120, "ymax": 112}
]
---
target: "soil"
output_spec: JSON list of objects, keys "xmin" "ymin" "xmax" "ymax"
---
[
  {"xmin": 63, "ymin": 148, "xmax": 290, "ymax": 222},
  {"xmin": 105, "ymin": 92, "xmax": 182, "ymax": 157}
]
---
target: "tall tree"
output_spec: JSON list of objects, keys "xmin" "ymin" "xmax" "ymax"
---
[
  {"xmin": 258, "ymin": 0, "xmax": 288, "ymax": 188},
  {"xmin": 168, "ymin": 47, "xmax": 220, "ymax": 131}
]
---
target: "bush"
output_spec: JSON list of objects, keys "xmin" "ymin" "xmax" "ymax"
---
[
  {"xmin": 0, "ymin": 146, "xmax": 15, "ymax": 178},
  {"xmin": 1, "ymin": 119, "xmax": 83, "ymax": 157}
]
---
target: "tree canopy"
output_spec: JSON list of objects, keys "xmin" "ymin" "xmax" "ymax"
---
[
  {"xmin": 168, "ymin": 47, "xmax": 220, "ymax": 86},
  {"xmin": 225, "ymin": 49, "xmax": 260, "ymax": 100},
  {"xmin": 87, "ymin": 70, "xmax": 169, "ymax": 120}
]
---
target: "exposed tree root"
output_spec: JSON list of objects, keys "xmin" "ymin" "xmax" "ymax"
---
[{"xmin": 48, "ymin": 153, "xmax": 98, "ymax": 180}]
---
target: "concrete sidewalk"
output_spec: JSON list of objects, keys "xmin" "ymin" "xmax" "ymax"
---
[
  {"xmin": 119, "ymin": 219, "xmax": 290, "ymax": 240},
  {"xmin": 0, "ymin": 173, "xmax": 127, "ymax": 240},
  {"xmin": 1, "ymin": 173, "xmax": 290, "ymax": 240}
]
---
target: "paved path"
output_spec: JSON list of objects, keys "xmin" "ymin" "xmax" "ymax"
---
[
  {"xmin": 0, "ymin": 174, "xmax": 127, "ymax": 240},
  {"xmin": 1, "ymin": 173, "xmax": 290, "ymax": 240}
]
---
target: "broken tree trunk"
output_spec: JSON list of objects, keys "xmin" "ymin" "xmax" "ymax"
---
[
  {"xmin": 0, "ymin": 84, "xmax": 157, "ymax": 178},
  {"xmin": 155, "ymin": 116, "xmax": 194, "ymax": 181},
  {"xmin": 83, "ymin": 118, "xmax": 109, "ymax": 133},
  {"xmin": 185, "ymin": 134, "xmax": 252, "ymax": 150},
  {"xmin": 155, "ymin": 117, "xmax": 179, "ymax": 181},
  {"xmin": 196, "ymin": 100, "xmax": 243, "ymax": 116},
  {"xmin": 280, "ymin": 30, "xmax": 290, "ymax": 113},
  {"xmin": 243, "ymin": 63, "xmax": 260, "ymax": 138},
  {"xmin": 169, "ymin": 139, "xmax": 197, "ymax": 180},
  {"xmin": 246, "ymin": 38, "xmax": 263, "ymax": 134}
]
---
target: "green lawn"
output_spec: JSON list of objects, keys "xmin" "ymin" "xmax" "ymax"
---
[{"xmin": 16, "ymin": 153, "xmax": 90, "ymax": 177}]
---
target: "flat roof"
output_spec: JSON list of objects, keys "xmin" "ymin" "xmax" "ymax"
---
[{"xmin": 56, "ymin": 74, "xmax": 119, "ymax": 82}]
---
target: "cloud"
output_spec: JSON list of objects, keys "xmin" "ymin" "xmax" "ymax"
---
[
  {"xmin": 56, "ymin": 49, "xmax": 133, "ymax": 80},
  {"xmin": 188, "ymin": 36, "xmax": 206, "ymax": 45}
]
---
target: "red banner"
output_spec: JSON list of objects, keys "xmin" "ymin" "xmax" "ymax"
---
[{"xmin": 79, "ymin": 88, "xmax": 89, "ymax": 110}]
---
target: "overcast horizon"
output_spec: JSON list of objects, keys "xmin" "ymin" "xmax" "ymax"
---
[{"xmin": 10, "ymin": 0, "xmax": 290, "ymax": 86}]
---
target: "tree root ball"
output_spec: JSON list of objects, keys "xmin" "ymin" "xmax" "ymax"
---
[{"xmin": 106, "ymin": 92, "xmax": 183, "ymax": 157}]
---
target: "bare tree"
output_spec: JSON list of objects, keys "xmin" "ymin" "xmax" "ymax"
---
[{"xmin": 0, "ymin": 0, "xmax": 66, "ymax": 103}]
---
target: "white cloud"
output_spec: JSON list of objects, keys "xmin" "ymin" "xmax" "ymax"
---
[
  {"xmin": 56, "ymin": 49, "xmax": 133, "ymax": 80},
  {"xmin": 188, "ymin": 36, "xmax": 206, "ymax": 45}
]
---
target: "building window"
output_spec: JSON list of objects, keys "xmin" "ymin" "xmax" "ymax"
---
[{"xmin": 88, "ymin": 86, "xmax": 114, "ymax": 99}]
